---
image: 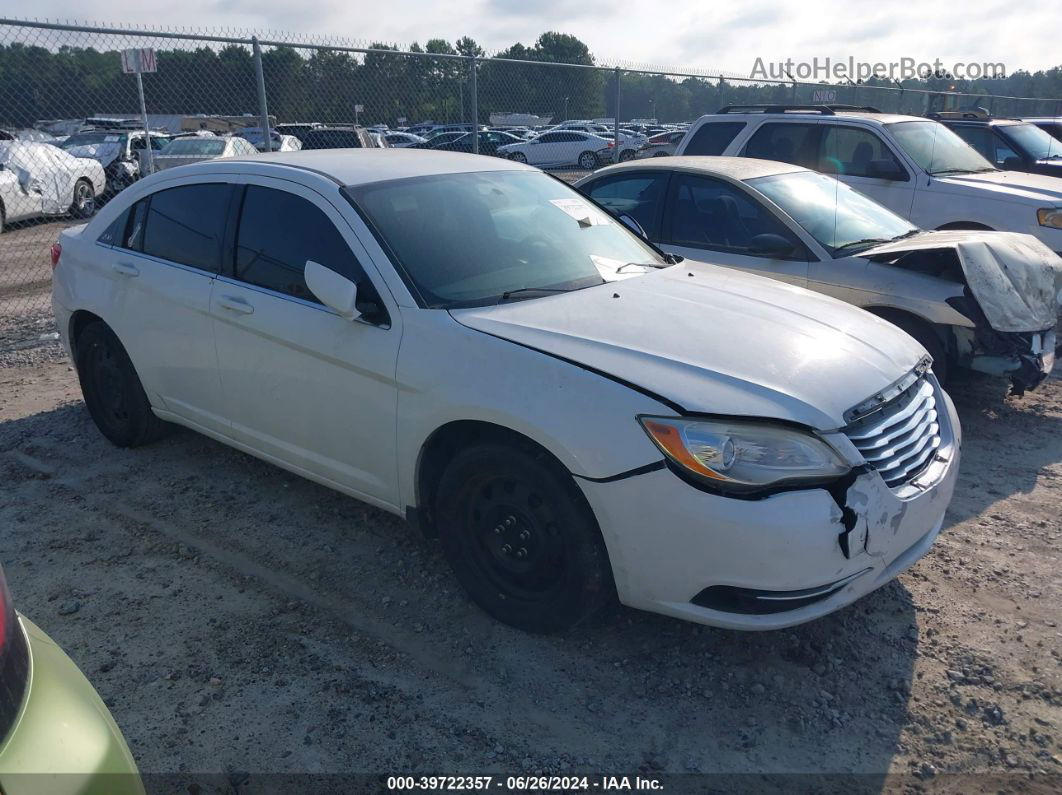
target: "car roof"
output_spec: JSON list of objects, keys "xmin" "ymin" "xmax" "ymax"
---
[
  {"xmin": 188, "ymin": 148, "xmax": 534, "ymax": 185},
  {"xmin": 586, "ymin": 155, "xmax": 807, "ymax": 181}
]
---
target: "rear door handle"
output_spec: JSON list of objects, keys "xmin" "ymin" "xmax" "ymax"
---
[
  {"xmin": 111, "ymin": 262, "xmax": 139, "ymax": 277},
  {"xmin": 218, "ymin": 295, "xmax": 254, "ymax": 315}
]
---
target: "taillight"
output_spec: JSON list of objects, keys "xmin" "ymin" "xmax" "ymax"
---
[
  {"xmin": 606, "ymin": 141, "xmax": 615, "ymax": 148},
  {"xmin": 50, "ymin": 242, "xmax": 62, "ymax": 270},
  {"xmin": 0, "ymin": 566, "xmax": 30, "ymax": 739}
]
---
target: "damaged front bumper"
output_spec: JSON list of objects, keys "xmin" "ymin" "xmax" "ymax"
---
[
  {"xmin": 959, "ymin": 326, "xmax": 1056, "ymax": 394},
  {"xmin": 576, "ymin": 385, "xmax": 960, "ymax": 631}
]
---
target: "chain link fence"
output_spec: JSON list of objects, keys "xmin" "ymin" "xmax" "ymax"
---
[{"xmin": 2, "ymin": 17, "xmax": 1062, "ymax": 339}]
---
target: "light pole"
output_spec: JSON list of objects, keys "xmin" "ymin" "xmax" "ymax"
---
[
  {"xmin": 563, "ymin": 96, "xmax": 569, "ymax": 122},
  {"xmin": 648, "ymin": 98, "xmax": 655, "ymax": 122}
]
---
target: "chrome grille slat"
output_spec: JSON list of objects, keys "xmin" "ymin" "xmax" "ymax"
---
[
  {"xmin": 845, "ymin": 381, "xmax": 934, "ymax": 441},
  {"xmin": 844, "ymin": 377, "xmax": 941, "ymax": 490}
]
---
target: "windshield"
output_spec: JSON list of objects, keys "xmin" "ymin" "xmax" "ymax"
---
[
  {"xmin": 887, "ymin": 120, "xmax": 996, "ymax": 175},
  {"xmin": 161, "ymin": 138, "xmax": 226, "ymax": 156},
  {"xmin": 348, "ymin": 170, "xmax": 668, "ymax": 308},
  {"xmin": 749, "ymin": 170, "xmax": 918, "ymax": 255},
  {"xmin": 999, "ymin": 123, "xmax": 1062, "ymax": 160}
]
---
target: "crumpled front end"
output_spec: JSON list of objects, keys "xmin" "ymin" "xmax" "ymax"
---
[{"xmin": 866, "ymin": 230, "xmax": 1061, "ymax": 393}]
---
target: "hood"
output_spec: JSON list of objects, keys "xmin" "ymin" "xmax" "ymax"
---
[
  {"xmin": 863, "ymin": 230, "xmax": 1062, "ymax": 332},
  {"xmin": 936, "ymin": 169, "xmax": 1062, "ymax": 204},
  {"xmin": 452, "ymin": 264, "xmax": 926, "ymax": 430}
]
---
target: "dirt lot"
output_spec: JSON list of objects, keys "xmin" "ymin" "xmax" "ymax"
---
[{"xmin": 1, "ymin": 216, "xmax": 1061, "ymax": 793}]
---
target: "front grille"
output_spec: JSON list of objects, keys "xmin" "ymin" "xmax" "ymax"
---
[{"xmin": 844, "ymin": 378, "xmax": 941, "ymax": 489}]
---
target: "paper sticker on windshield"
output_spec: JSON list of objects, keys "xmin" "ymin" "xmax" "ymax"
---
[
  {"xmin": 104, "ymin": 135, "xmax": 120, "ymax": 142},
  {"xmin": 550, "ymin": 198, "xmax": 608, "ymax": 226}
]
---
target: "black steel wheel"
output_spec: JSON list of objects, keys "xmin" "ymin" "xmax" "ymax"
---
[
  {"xmin": 76, "ymin": 322, "xmax": 169, "ymax": 447},
  {"xmin": 435, "ymin": 443, "xmax": 614, "ymax": 633}
]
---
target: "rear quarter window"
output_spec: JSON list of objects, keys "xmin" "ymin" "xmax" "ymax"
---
[{"xmin": 682, "ymin": 122, "xmax": 747, "ymax": 156}]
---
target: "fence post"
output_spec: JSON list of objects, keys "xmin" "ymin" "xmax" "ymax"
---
[
  {"xmin": 614, "ymin": 67, "xmax": 621, "ymax": 162},
  {"xmin": 470, "ymin": 55, "xmax": 479, "ymax": 154},
  {"xmin": 252, "ymin": 36, "xmax": 272, "ymax": 153}
]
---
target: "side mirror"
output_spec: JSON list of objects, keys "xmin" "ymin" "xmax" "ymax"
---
[
  {"xmin": 305, "ymin": 260, "xmax": 360, "ymax": 320},
  {"xmin": 748, "ymin": 233, "xmax": 797, "ymax": 258},
  {"xmin": 866, "ymin": 159, "xmax": 907, "ymax": 181},
  {"xmin": 618, "ymin": 213, "xmax": 647, "ymax": 239}
]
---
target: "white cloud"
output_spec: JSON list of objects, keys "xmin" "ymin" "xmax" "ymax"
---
[{"xmin": 6, "ymin": 0, "xmax": 1059, "ymax": 74}]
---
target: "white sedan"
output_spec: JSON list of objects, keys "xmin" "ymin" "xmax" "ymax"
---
[
  {"xmin": 0, "ymin": 141, "xmax": 104, "ymax": 230},
  {"xmin": 52, "ymin": 149, "xmax": 959, "ymax": 633},
  {"xmin": 384, "ymin": 132, "xmax": 428, "ymax": 148},
  {"xmin": 497, "ymin": 130, "xmax": 618, "ymax": 169}
]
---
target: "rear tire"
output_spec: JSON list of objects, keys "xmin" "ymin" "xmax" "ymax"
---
[
  {"xmin": 76, "ymin": 322, "xmax": 169, "ymax": 447},
  {"xmin": 618, "ymin": 149, "xmax": 635, "ymax": 162},
  {"xmin": 70, "ymin": 179, "xmax": 96, "ymax": 218},
  {"xmin": 577, "ymin": 151, "xmax": 599, "ymax": 170},
  {"xmin": 435, "ymin": 443, "xmax": 614, "ymax": 633}
]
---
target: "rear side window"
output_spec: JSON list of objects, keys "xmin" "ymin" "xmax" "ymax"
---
[
  {"xmin": 235, "ymin": 185, "xmax": 365, "ymax": 302},
  {"xmin": 742, "ymin": 123, "xmax": 819, "ymax": 168},
  {"xmin": 140, "ymin": 184, "xmax": 233, "ymax": 272},
  {"xmin": 581, "ymin": 172, "xmax": 669, "ymax": 239},
  {"xmin": 683, "ymin": 122, "xmax": 746, "ymax": 156}
]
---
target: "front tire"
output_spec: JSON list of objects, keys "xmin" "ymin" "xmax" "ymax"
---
[
  {"xmin": 618, "ymin": 149, "xmax": 635, "ymax": 162},
  {"xmin": 70, "ymin": 179, "xmax": 96, "ymax": 218},
  {"xmin": 76, "ymin": 322, "xmax": 169, "ymax": 447},
  {"xmin": 508, "ymin": 152, "xmax": 527, "ymax": 163},
  {"xmin": 577, "ymin": 151, "xmax": 598, "ymax": 170},
  {"xmin": 875, "ymin": 311, "xmax": 949, "ymax": 384},
  {"xmin": 435, "ymin": 443, "xmax": 614, "ymax": 633}
]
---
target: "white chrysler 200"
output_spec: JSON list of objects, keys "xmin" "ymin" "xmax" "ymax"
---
[{"xmin": 51, "ymin": 149, "xmax": 960, "ymax": 633}]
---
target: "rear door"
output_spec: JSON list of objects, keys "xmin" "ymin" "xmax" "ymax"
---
[
  {"xmin": 96, "ymin": 179, "xmax": 232, "ymax": 431},
  {"xmin": 661, "ymin": 172, "xmax": 810, "ymax": 286},
  {"xmin": 527, "ymin": 132, "xmax": 564, "ymax": 165},
  {"xmin": 209, "ymin": 178, "xmax": 401, "ymax": 506}
]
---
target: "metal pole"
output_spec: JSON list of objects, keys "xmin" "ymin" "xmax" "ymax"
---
[
  {"xmin": 135, "ymin": 70, "xmax": 154, "ymax": 175},
  {"xmin": 252, "ymin": 37, "xmax": 272, "ymax": 153},
  {"xmin": 614, "ymin": 68, "xmax": 621, "ymax": 165},
  {"xmin": 470, "ymin": 55, "xmax": 479, "ymax": 154}
]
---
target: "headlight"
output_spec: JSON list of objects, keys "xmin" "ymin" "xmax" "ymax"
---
[
  {"xmin": 1037, "ymin": 208, "xmax": 1062, "ymax": 229},
  {"xmin": 638, "ymin": 416, "xmax": 850, "ymax": 493}
]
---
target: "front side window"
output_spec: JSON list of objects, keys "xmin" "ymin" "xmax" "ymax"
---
[
  {"xmin": 140, "ymin": 184, "xmax": 233, "ymax": 271},
  {"xmin": 949, "ymin": 126, "xmax": 994, "ymax": 161},
  {"xmin": 235, "ymin": 186, "xmax": 365, "ymax": 302},
  {"xmin": 750, "ymin": 170, "xmax": 917, "ymax": 255},
  {"xmin": 348, "ymin": 170, "xmax": 667, "ymax": 308},
  {"xmin": 742, "ymin": 123, "xmax": 818, "ymax": 168},
  {"xmin": 887, "ymin": 120, "xmax": 996, "ymax": 175},
  {"xmin": 581, "ymin": 172, "xmax": 669, "ymax": 239},
  {"xmin": 667, "ymin": 174, "xmax": 804, "ymax": 257},
  {"xmin": 683, "ymin": 122, "xmax": 746, "ymax": 156},
  {"xmin": 818, "ymin": 125, "xmax": 906, "ymax": 179}
]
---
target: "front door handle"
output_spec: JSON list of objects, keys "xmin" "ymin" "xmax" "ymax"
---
[
  {"xmin": 218, "ymin": 295, "xmax": 254, "ymax": 315},
  {"xmin": 111, "ymin": 261, "xmax": 139, "ymax": 277}
]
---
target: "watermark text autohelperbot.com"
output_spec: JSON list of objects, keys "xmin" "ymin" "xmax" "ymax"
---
[{"xmin": 751, "ymin": 57, "xmax": 1006, "ymax": 82}]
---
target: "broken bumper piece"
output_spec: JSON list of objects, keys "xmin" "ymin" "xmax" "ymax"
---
[{"xmin": 576, "ymin": 384, "xmax": 960, "ymax": 631}]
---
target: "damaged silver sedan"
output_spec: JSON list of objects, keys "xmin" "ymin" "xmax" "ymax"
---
[{"xmin": 577, "ymin": 157, "xmax": 1062, "ymax": 393}]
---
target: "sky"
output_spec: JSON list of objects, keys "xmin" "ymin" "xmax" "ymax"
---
[{"xmin": 3, "ymin": 0, "xmax": 1060, "ymax": 76}]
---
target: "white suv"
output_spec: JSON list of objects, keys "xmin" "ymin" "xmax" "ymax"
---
[{"xmin": 675, "ymin": 105, "xmax": 1062, "ymax": 255}]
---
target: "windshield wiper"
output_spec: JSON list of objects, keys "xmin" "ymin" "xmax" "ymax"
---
[
  {"xmin": 616, "ymin": 261, "xmax": 669, "ymax": 272},
  {"xmin": 928, "ymin": 167, "xmax": 995, "ymax": 176},
  {"xmin": 496, "ymin": 286, "xmax": 575, "ymax": 304},
  {"xmin": 834, "ymin": 238, "xmax": 891, "ymax": 252}
]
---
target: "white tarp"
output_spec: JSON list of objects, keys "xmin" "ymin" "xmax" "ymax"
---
[{"xmin": 866, "ymin": 230, "xmax": 1062, "ymax": 333}]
